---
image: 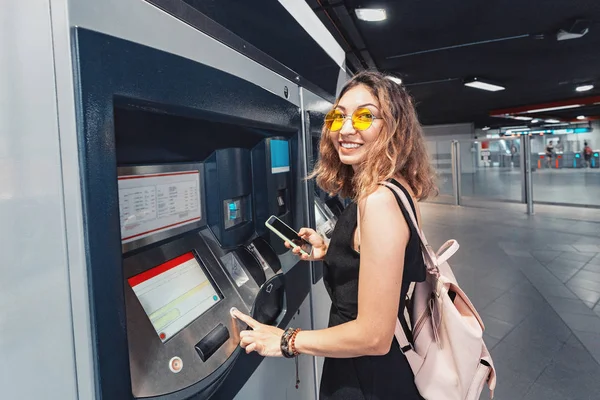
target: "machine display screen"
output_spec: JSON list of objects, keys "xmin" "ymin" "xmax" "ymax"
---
[
  {"xmin": 118, "ymin": 170, "xmax": 201, "ymax": 244},
  {"xmin": 128, "ymin": 252, "xmax": 221, "ymax": 343},
  {"xmin": 270, "ymin": 139, "xmax": 290, "ymax": 174}
]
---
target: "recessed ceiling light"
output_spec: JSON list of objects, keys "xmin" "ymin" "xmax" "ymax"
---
[
  {"xmin": 577, "ymin": 115, "xmax": 586, "ymax": 120},
  {"xmin": 545, "ymin": 119, "xmax": 561, "ymax": 123},
  {"xmin": 531, "ymin": 119, "xmax": 540, "ymax": 123},
  {"xmin": 355, "ymin": 8, "xmax": 387, "ymax": 22},
  {"xmin": 576, "ymin": 84, "xmax": 594, "ymax": 92},
  {"xmin": 464, "ymin": 77, "xmax": 505, "ymax": 92},
  {"xmin": 482, "ymin": 126, "xmax": 491, "ymax": 131},
  {"xmin": 525, "ymin": 104, "xmax": 581, "ymax": 113},
  {"xmin": 387, "ymin": 76, "xmax": 402, "ymax": 85},
  {"xmin": 513, "ymin": 116, "xmax": 533, "ymax": 121}
]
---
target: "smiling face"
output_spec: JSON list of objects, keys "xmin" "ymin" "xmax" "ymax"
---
[{"xmin": 329, "ymin": 85, "xmax": 384, "ymax": 170}]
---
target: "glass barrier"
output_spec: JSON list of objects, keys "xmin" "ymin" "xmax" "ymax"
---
[
  {"xmin": 423, "ymin": 135, "xmax": 600, "ymax": 210},
  {"xmin": 426, "ymin": 140, "xmax": 455, "ymax": 204},
  {"xmin": 459, "ymin": 138, "xmax": 523, "ymax": 203},
  {"xmin": 530, "ymin": 136, "xmax": 600, "ymax": 207}
]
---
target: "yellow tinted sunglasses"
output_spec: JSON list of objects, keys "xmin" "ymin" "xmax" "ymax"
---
[{"xmin": 325, "ymin": 108, "xmax": 381, "ymax": 132}]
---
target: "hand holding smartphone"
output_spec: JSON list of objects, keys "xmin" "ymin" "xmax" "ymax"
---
[{"xmin": 265, "ymin": 215, "xmax": 313, "ymax": 256}]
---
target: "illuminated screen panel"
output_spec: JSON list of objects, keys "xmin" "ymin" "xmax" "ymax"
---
[
  {"xmin": 118, "ymin": 170, "xmax": 201, "ymax": 244},
  {"xmin": 270, "ymin": 139, "xmax": 290, "ymax": 174},
  {"xmin": 128, "ymin": 252, "xmax": 220, "ymax": 343}
]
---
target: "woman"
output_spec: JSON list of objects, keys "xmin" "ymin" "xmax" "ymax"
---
[{"xmin": 232, "ymin": 71, "xmax": 436, "ymax": 399}]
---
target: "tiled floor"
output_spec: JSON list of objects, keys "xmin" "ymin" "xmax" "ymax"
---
[{"xmin": 420, "ymin": 202, "xmax": 600, "ymax": 400}]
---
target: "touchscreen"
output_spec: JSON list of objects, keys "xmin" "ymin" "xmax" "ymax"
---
[{"xmin": 128, "ymin": 252, "xmax": 221, "ymax": 342}]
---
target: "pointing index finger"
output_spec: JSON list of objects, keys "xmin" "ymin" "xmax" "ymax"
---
[{"xmin": 231, "ymin": 309, "xmax": 260, "ymax": 330}]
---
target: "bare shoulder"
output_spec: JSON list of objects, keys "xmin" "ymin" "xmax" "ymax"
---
[
  {"xmin": 357, "ymin": 185, "xmax": 398, "ymax": 216},
  {"xmin": 366, "ymin": 185, "xmax": 397, "ymax": 206},
  {"xmin": 358, "ymin": 185, "xmax": 410, "ymax": 253},
  {"xmin": 358, "ymin": 185, "xmax": 409, "ymax": 227}
]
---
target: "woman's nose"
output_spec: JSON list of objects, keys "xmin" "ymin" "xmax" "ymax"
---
[{"xmin": 339, "ymin": 118, "xmax": 355, "ymax": 135}]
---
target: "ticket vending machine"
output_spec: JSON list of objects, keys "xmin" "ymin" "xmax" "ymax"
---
[
  {"xmin": 119, "ymin": 163, "xmax": 286, "ymax": 399},
  {"xmin": 73, "ymin": 28, "xmax": 312, "ymax": 400}
]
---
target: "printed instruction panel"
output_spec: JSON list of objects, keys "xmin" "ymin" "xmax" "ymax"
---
[
  {"xmin": 128, "ymin": 252, "xmax": 221, "ymax": 343},
  {"xmin": 118, "ymin": 171, "xmax": 201, "ymax": 243}
]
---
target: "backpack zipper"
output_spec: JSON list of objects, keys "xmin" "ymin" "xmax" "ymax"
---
[
  {"xmin": 412, "ymin": 292, "xmax": 438, "ymax": 339},
  {"xmin": 412, "ymin": 303, "xmax": 431, "ymax": 338}
]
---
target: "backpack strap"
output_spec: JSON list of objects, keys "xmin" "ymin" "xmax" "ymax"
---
[
  {"xmin": 355, "ymin": 182, "xmax": 426, "ymax": 359},
  {"xmin": 377, "ymin": 181, "xmax": 439, "ymax": 271}
]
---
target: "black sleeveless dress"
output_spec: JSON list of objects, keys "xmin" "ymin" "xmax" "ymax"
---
[{"xmin": 319, "ymin": 180, "xmax": 426, "ymax": 400}]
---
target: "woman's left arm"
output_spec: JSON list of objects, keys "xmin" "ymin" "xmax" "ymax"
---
[{"xmin": 233, "ymin": 187, "xmax": 410, "ymax": 358}]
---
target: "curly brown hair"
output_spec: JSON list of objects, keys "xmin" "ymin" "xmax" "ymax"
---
[{"xmin": 310, "ymin": 71, "xmax": 437, "ymax": 201}]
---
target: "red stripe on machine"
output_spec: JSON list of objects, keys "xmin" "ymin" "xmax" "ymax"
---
[{"xmin": 128, "ymin": 252, "xmax": 195, "ymax": 287}]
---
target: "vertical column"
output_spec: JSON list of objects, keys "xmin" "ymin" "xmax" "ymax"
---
[
  {"xmin": 451, "ymin": 140, "xmax": 461, "ymax": 206},
  {"xmin": 523, "ymin": 135, "xmax": 534, "ymax": 215},
  {"xmin": 520, "ymin": 138, "xmax": 526, "ymax": 203},
  {"xmin": 299, "ymin": 89, "xmax": 320, "ymax": 400}
]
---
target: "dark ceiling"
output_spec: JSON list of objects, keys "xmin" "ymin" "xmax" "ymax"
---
[
  {"xmin": 183, "ymin": 0, "xmax": 342, "ymax": 97},
  {"xmin": 312, "ymin": 0, "xmax": 600, "ymax": 128},
  {"xmin": 179, "ymin": 0, "xmax": 600, "ymax": 129}
]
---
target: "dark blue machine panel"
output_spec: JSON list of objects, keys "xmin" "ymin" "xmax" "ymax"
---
[
  {"xmin": 252, "ymin": 138, "xmax": 294, "ymax": 254},
  {"xmin": 73, "ymin": 28, "xmax": 304, "ymax": 400},
  {"xmin": 205, "ymin": 148, "xmax": 254, "ymax": 248}
]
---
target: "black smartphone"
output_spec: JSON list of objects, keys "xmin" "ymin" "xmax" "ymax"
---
[{"xmin": 265, "ymin": 215, "xmax": 312, "ymax": 256}]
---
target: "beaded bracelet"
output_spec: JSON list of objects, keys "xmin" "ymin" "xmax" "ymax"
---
[
  {"xmin": 280, "ymin": 327, "xmax": 297, "ymax": 358},
  {"xmin": 290, "ymin": 328, "xmax": 301, "ymax": 356}
]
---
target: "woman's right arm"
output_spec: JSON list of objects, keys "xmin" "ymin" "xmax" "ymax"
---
[{"xmin": 287, "ymin": 227, "xmax": 328, "ymax": 261}]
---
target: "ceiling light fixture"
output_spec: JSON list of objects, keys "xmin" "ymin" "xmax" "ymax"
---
[
  {"xmin": 482, "ymin": 126, "xmax": 491, "ymax": 131},
  {"xmin": 355, "ymin": 8, "xmax": 387, "ymax": 22},
  {"xmin": 525, "ymin": 104, "xmax": 581, "ymax": 113},
  {"xmin": 513, "ymin": 116, "xmax": 533, "ymax": 121},
  {"xmin": 464, "ymin": 77, "xmax": 505, "ymax": 92},
  {"xmin": 576, "ymin": 84, "xmax": 594, "ymax": 92},
  {"xmin": 577, "ymin": 115, "xmax": 586, "ymax": 120},
  {"xmin": 531, "ymin": 119, "xmax": 540, "ymax": 123},
  {"xmin": 557, "ymin": 19, "xmax": 591, "ymax": 41},
  {"xmin": 545, "ymin": 119, "xmax": 561, "ymax": 123}
]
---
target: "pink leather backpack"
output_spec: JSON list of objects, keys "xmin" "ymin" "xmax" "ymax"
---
[{"xmin": 358, "ymin": 181, "xmax": 497, "ymax": 399}]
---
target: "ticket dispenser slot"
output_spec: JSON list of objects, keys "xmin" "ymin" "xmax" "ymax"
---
[
  {"xmin": 202, "ymin": 234, "xmax": 286, "ymax": 327},
  {"xmin": 245, "ymin": 237, "xmax": 285, "ymax": 325},
  {"xmin": 205, "ymin": 148, "xmax": 254, "ymax": 248},
  {"xmin": 195, "ymin": 324, "xmax": 230, "ymax": 362},
  {"xmin": 233, "ymin": 247, "xmax": 267, "ymax": 287},
  {"xmin": 252, "ymin": 138, "xmax": 293, "ymax": 254},
  {"xmin": 247, "ymin": 237, "xmax": 282, "ymax": 274}
]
